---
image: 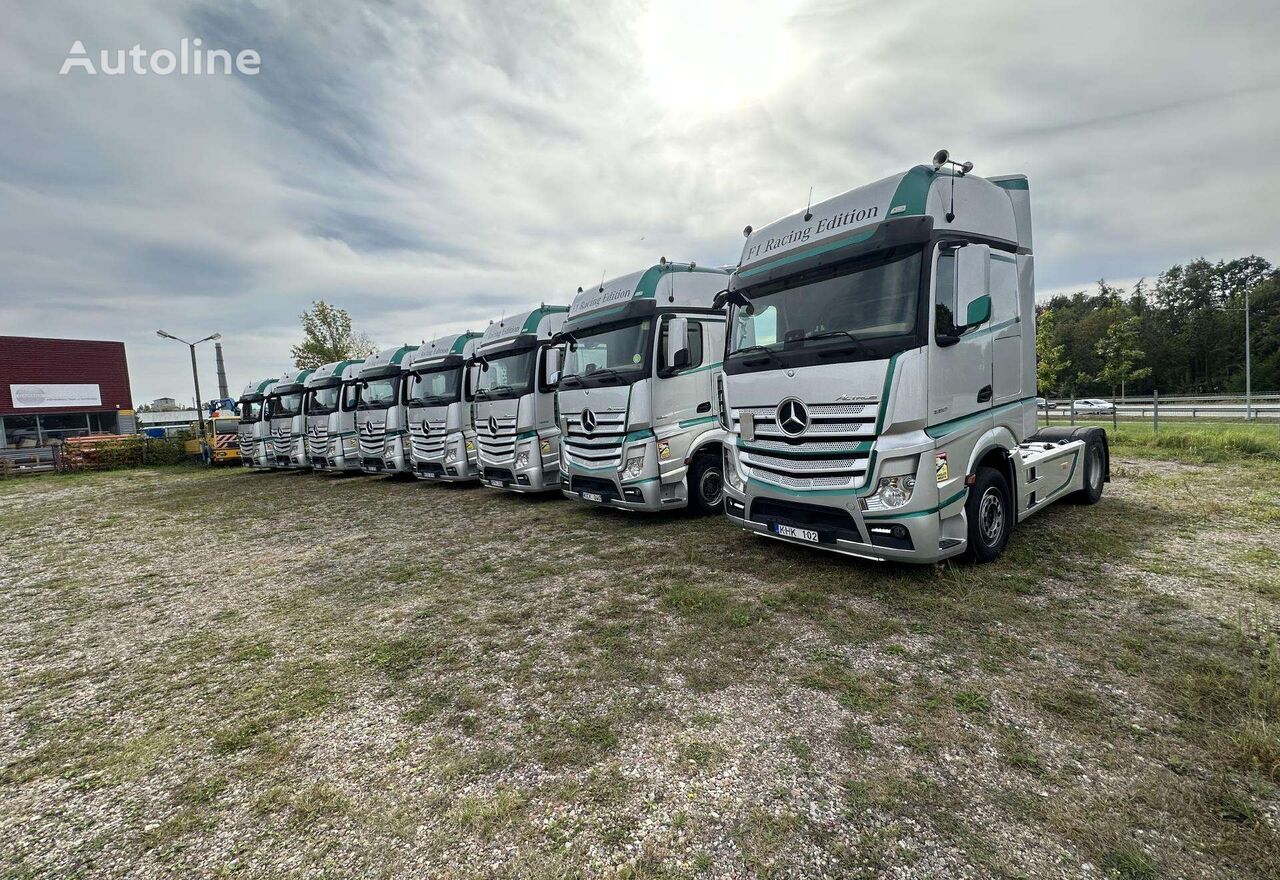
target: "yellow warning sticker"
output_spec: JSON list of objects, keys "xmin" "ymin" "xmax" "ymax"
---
[
  {"xmin": 540, "ymin": 440, "xmax": 551, "ymax": 454},
  {"xmin": 658, "ymin": 440, "xmax": 671, "ymax": 459},
  {"xmin": 935, "ymin": 452, "xmax": 949, "ymax": 483}
]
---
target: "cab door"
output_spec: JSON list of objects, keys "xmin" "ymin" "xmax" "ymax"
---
[{"xmin": 927, "ymin": 243, "xmax": 993, "ymax": 429}]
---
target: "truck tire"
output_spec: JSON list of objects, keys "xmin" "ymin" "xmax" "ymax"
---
[
  {"xmin": 1071, "ymin": 433, "xmax": 1107, "ymax": 505},
  {"xmin": 689, "ymin": 454, "xmax": 724, "ymax": 515},
  {"xmin": 965, "ymin": 466, "xmax": 1011, "ymax": 563}
]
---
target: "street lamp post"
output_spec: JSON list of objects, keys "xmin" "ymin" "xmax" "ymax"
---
[{"xmin": 156, "ymin": 330, "xmax": 221, "ymax": 442}]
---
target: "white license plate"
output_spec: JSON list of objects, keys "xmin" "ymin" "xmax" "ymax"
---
[
  {"xmin": 773, "ymin": 524, "xmax": 819, "ymax": 543},
  {"xmin": 582, "ymin": 491, "xmax": 604, "ymax": 503}
]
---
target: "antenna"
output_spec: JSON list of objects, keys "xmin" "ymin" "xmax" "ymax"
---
[
  {"xmin": 803, "ymin": 186, "xmax": 813, "ymax": 222},
  {"xmin": 931, "ymin": 149, "xmax": 974, "ymax": 223},
  {"xmin": 599, "ymin": 269, "xmax": 606, "ymax": 293}
]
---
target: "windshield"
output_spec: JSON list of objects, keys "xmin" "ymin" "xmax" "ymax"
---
[
  {"xmin": 238, "ymin": 400, "xmax": 262, "ymax": 423},
  {"xmin": 357, "ymin": 376, "xmax": 400, "ymax": 410},
  {"xmin": 729, "ymin": 246, "xmax": 922, "ymax": 363},
  {"xmin": 407, "ymin": 366, "xmax": 462, "ymax": 406},
  {"xmin": 475, "ymin": 348, "xmax": 535, "ymax": 400},
  {"xmin": 267, "ymin": 393, "xmax": 303, "ymax": 418},
  {"xmin": 561, "ymin": 319, "xmax": 652, "ymax": 386},
  {"xmin": 306, "ymin": 385, "xmax": 341, "ymax": 416},
  {"xmin": 214, "ymin": 418, "xmax": 239, "ymax": 434}
]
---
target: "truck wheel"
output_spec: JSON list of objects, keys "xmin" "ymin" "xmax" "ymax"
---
[
  {"xmin": 1072, "ymin": 434, "xmax": 1107, "ymax": 505},
  {"xmin": 689, "ymin": 455, "xmax": 724, "ymax": 515},
  {"xmin": 965, "ymin": 466, "xmax": 1011, "ymax": 563}
]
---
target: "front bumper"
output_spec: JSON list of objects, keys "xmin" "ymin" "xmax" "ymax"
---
[
  {"xmin": 478, "ymin": 445, "xmax": 560, "ymax": 493},
  {"xmin": 722, "ymin": 481, "xmax": 969, "ymax": 565},
  {"xmin": 413, "ymin": 434, "xmax": 479, "ymax": 482},
  {"xmin": 362, "ymin": 435, "xmax": 410, "ymax": 475}
]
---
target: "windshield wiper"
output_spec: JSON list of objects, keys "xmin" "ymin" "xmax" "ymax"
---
[
  {"xmin": 558, "ymin": 374, "xmax": 584, "ymax": 388},
  {"xmin": 730, "ymin": 344, "xmax": 780, "ymax": 367},
  {"xmin": 800, "ymin": 329, "xmax": 874, "ymax": 358},
  {"xmin": 484, "ymin": 383, "xmax": 517, "ymax": 397},
  {"xmin": 584, "ymin": 367, "xmax": 624, "ymax": 384}
]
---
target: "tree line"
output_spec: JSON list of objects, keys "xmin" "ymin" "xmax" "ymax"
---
[{"xmin": 1037, "ymin": 255, "xmax": 1279, "ymax": 399}]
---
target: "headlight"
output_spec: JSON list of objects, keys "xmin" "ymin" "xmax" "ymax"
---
[
  {"xmin": 514, "ymin": 451, "xmax": 530, "ymax": 470},
  {"xmin": 622, "ymin": 454, "xmax": 644, "ymax": 479},
  {"xmin": 723, "ymin": 447, "xmax": 744, "ymax": 492},
  {"xmin": 862, "ymin": 476, "xmax": 916, "ymax": 511},
  {"xmin": 445, "ymin": 446, "xmax": 458, "ymax": 461},
  {"xmin": 344, "ymin": 437, "xmax": 357, "ymax": 450}
]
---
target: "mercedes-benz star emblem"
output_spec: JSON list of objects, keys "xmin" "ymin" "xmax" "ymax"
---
[
  {"xmin": 581, "ymin": 408, "xmax": 597, "ymax": 434},
  {"xmin": 776, "ymin": 398, "xmax": 809, "ymax": 437},
  {"xmin": 364, "ymin": 421, "xmax": 375, "ymax": 435},
  {"xmin": 420, "ymin": 419, "xmax": 430, "ymax": 437},
  {"xmin": 488, "ymin": 415, "xmax": 499, "ymax": 436}
]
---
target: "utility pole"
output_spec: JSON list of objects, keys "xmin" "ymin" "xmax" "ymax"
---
[
  {"xmin": 156, "ymin": 330, "xmax": 221, "ymax": 441},
  {"xmin": 1245, "ymin": 284, "xmax": 1253, "ymax": 421},
  {"xmin": 214, "ymin": 342, "xmax": 230, "ymax": 401}
]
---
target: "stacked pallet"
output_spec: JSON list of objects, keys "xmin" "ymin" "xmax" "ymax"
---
[
  {"xmin": 0, "ymin": 447, "xmax": 57, "ymax": 477},
  {"xmin": 59, "ymin": 434, "xmax": 145, "ymax": 470}
]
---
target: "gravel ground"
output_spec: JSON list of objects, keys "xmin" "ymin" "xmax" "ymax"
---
[{"xmin": 1, "ymin": 451, "xmax": 1278, "ymax": 879}]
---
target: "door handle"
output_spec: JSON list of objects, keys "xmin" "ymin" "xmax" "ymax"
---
[
  {"xmin": 696, "ymin": 401, "xmax": 711, "ymax": 413},
  {"xmin": 977, "ymin": 385, "xmax": 992, "ymax": 403}
]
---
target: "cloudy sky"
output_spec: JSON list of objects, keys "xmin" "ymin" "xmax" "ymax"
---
[{"xmin": 2, "ymin": 0, "xmax": 1279, "ymax": 405}]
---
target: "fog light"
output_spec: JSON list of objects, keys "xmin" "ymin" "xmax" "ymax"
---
[
  {"xmin": 622, "ymin": 455, "xmax": 644, "ymax": 479},
  {"xmin": 514, "ymin": 451, "xmax": 530, "ymax": 470}
]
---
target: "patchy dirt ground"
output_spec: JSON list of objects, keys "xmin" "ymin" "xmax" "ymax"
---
[{"xmin": 1, "ymin": 451, "xmax": 1278, "ymax": 879}]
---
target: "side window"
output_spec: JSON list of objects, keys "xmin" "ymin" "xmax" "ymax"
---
[
  {"xmin": 658, "ymin": 319, "xmax": 704, "ymax": 371},
  {"xmin": 934, "ymin": 250, "xmax": 957, "ymax": 336},
  {"xmin": 990, "ymin": 256, "xmax": 1018, "ymax": 324},
  {"xmin": 342, "ymin": 383, "xmax": 359, "ymax": 412}
]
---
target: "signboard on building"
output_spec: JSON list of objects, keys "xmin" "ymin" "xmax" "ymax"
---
[{"xmin": 9, "ymin": 384, "xmax": 103, "ymax": 409}]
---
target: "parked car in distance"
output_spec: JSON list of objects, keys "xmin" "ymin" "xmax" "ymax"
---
[
  {"xmin": 1071, "ymin": 398, "xmax": 1116, "ymax": 414},
  {"xmin": 1035, "ymin": 397, "xmax": 1048, "ymax": 409}
]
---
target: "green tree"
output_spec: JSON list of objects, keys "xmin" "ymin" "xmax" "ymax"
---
[
  {"xmin": 290, "ymin": 301, "xmax": 377, "ymax": 369},
  {"xmin": 1094, "ymin": 314, "xmax": 1151, "ymax": 400},
  {"xmin": 1036, "ymin": 307, "xmax": 1070, "ymax": 398}
]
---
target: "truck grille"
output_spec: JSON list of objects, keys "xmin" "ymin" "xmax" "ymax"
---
[
  {"xmin": 477, "ymin": 414, "xmax": 518, "ymax": 463},
  {"xmin": 238, "ymin": 434, "xmax": 254, "ymax": 458},
  {"xmin": 734, "ymin": 401, "xmax": 876, "ymax": 492},
  {"xmin": 408, "ymin": 413, "xmax": 448, "ymax": 461},
  {"xmin": 271, "ymin": 426, "xmax": 292, "ymax": 458},
  {"xmin": 358, "ymin": 424, "xmax": 386, "ymax": 458},
  {"xmin": 562, "ymin": 410, "xmax": 627, "ymax": 470},
  {"xmin": 307, "ymin": 422, "xmax": 329, "ymax": 457}
]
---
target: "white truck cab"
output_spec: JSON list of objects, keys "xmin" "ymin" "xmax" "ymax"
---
[
  {"xmin": 472, "ymin": 305, "xmax": 569, "ymax": 493},
  {"xmin": 406, "ymin": 332, "xmax": 484, "ymax": 482},
  {"xmin": 236, "ymin": 377, "xmax": 277, "ymax": 468},
  {"xmin": 304, "ymin": 359, "xmax": 365, "ymax": 472},
  {"xmin": 554, "ymin": 261, "xmax": 730, "ymax": 513},
  {"xmin": 265, "ymin": 367, "xmax": 313, "ymax": 469},
  {"xmin": 354, "ymin": 345, "xmax": 416, "ymax": 475},
  {"xmin": 719, "ymin": 152, "xmax": 1108, "ymax": 563}
]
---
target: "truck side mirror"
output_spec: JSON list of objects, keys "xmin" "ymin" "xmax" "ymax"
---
[
  {"xmin": 665, "ymin": 316, "xmax": 689, "ymax": 371},
  {"xmin": 542, "ymin": 346, "xmax": 562, "ymax": 387}
]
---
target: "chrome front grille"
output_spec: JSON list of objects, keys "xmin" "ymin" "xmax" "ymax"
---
[
  {"xmin": 359, "ymin": 424, "xmax": 387, "ymax": 457},
  {"xmin": 238, "ymin": 434, "xmax": 254, "ymax": 457},
  {"xmin": 271, "ymin": 426, "xmax": 292, "ymax": 458},
  {"xmin": 307, "ymin": 422, "xmax": 329, "ymax": 456},
  {"xmin": 562, "ymin": 410, "xmax": 627, "ymax": 469},
  {"xmin": 476, "ymin": 414, "xmax": 517, "ymax": 462},
  {"xmin": 735, "ymin": 400, "xmax": 877, "ymax": 491},
  {"xmin": 408, "ymin": 414, "xmax": 448, "ymax": 461}
]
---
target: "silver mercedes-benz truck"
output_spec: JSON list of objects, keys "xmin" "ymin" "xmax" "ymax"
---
[
  {"xmin": 355, "ymin": 345, "xmax": 415, "ymax": 475},
  {"xmin": 265, "ymin": 367, "xmax": 313, "ymax": 469},
  {"xmin": 718, "ymin": 151, "xmax": 1108, "ymax": 563},
  {"xmin": 554, "ymin": 261, "xmax": 730, "ymax": 513},
  {"xmin": 304, "ymin": 359, "xmax": 365, "ymax": 472},
  {"xmin": 472, "ymin": 305, "xmax": 569, "ymax": 493},
  {"xmin": 237, "ymin": 377, "xmax": 277, "ymax": 468},
  {"xmin": 405, "ymin": 332, "xmax": 484, "ymax": 482}
]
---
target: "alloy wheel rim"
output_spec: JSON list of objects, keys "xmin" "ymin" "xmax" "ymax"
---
[
  {"xmin": 979, "ymin": 488, "xmax": 1004, "ymax": 544},
  {"xmin": 700, "ymin": 470, "xmax": 723, "ymax": 505}
]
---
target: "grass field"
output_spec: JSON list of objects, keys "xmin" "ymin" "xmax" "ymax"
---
[{"xmin": 2, "ymin": 440, "xmax": 1279, "ymax": 878}]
